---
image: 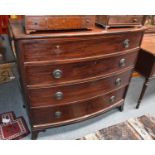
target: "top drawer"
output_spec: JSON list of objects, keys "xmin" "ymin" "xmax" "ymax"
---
[{"xmin": 20, "ymin": 31, "xmax": 143, "ymax": 63}]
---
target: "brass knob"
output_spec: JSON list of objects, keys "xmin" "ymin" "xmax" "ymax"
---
[
  {"xmin": 119, "ymin": 58, "xmax": 126, "ymax": 67},
  {"xmin": 115, "ymin": 78, "xmax": 121, "ymax": 86},
  {"xmin": 53, "ymin": 69, "xmax": 62, "ymax": 79},
  {"xmin": 54, "ymin": 111, "xmax": 62, "ymax": 118},
  {"xmin": 109, "ymin": 96, "xmax": 116, "ymax": 104},
  {"xmin": 133, "ymin": 18, "xmax": 138, "ymax": 22},
  {"xmin": 86, "ymin": 19, "xmax": 90, "ymax": 23},
  {"xmin": 54, "ymin": 92, "xmax": 64, "ymax": 100},
  {"xmin": 123, "ymin": 39, "xmax": 130, "ymax": 48}
]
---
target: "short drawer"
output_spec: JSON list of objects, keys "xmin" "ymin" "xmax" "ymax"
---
[
  {"xmin": 28, "ymin": 69, "xmax": 132, "ymax": 107},
  {"xmin": 21, "ymin": 31, "xmax": 142, "ymax": 62},
  {"xmin": 31, "ymin": 87, "xmax": 126, "ymax": 126},
  {"xmin": 108, "ymin": 15, "xmax": 144, "ymax": 26},
  {"xmin": 25, "ymin": 51, "xmax": 138, "ymax": 87}
]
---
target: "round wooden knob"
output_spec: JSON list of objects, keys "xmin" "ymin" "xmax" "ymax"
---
[
  {"xmin": 56, "ymin": 45, "xmax": 60, "ymax": 49},
  {"xmin": 133, "ymin": 18, "xmax": 138, "ymax": 22},
  {"xmin": 86, "ymin": 19, "xmax": 90, "ymax": 23}
]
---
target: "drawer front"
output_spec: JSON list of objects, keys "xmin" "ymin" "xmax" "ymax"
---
[
  {"xmin": 28, "ymin": 69, "xmax": 132, "ymax": 107},
  {"xmin": 47, "ymin": 16, "xmax": 95, "ymax": 30},
  {"xmin": 25, "ymin": 51, "xmax": 138, "ymax": 87},
  {"xmin": 25, "ymin": 16, "xmax": 47, "ymax": 30},
  {"xmin": 21, "ymin": 32, "xmax": 142, "ymax": 62},
  {"xmin": 25, "ymin": 16, "xmax": 95, "ymax": 31},
  {"xmin": 109, "ymin": 15, "xmax": 144, "ymax": 25},
  {"xmin": 31, "ymin": 87, "xmax": 126, "ymax": 126}
]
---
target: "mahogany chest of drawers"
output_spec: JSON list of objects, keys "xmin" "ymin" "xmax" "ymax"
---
[
  {"xmin": 96, "ymin": 15, "xmax": 146, "ymax": 29},
  {"xmin": 9, "ymin": 19, "xmax": 145, "ymax": 139},
  {"xmin": 24, "ymin": 16, "xmax": 95, "ymax": 34}
]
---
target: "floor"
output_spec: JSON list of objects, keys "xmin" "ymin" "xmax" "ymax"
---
[{"xmin": 0, "ymin": 67, "xmax": 155, "ymax": 139}]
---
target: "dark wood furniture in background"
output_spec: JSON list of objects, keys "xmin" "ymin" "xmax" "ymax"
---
[
  {"xmin": 145, "ymin": 15, "xmax": 155, "ymax": 33},
  {"xmin": 9, "ymin": 19, "xmax": 145, "ymax": 140},
  {"xmin": 0, "ymin": 16, "xmax": 10, "ymax": 34},
  {"xmin": 96, "ymin": 15, "xmax": 146, "ymax": 29},
  {"xmin": 25, "ymin": 16, "xmax": 95, "ymax": 34},
  {"xmin": 135, "ymin": 34, "xmax": 155, "ymax": 109}
]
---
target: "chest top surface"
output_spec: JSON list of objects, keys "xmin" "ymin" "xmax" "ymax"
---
[
  {"xmin": 141, "ymin": 34, "xmax": 155, "ymax": 56},
  {"xmin": 9, "ymin": 19, "xmax": 146, "ymax": 40}
]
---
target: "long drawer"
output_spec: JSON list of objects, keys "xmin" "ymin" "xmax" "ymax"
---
[
  {"xmin": 21, "ymin": 31, "xmax": 142, "ymax": 63},
  {"xmin": 25, "ymin": 16, "xmax": 95, "ymax": 33},
  {"xmin": 108, "ymin": 15, "xmax": 144, "ymax": 26},
  {"xmin": 25, "ymin": 51, "xmax": 138, "ymax": 87},
  {"xmin": 31, "ymin": 86, "xmax": 126, "ymax": 127},
  {"xmin": 28, "ymin": 69, "xmax": 132, "ymax": 108}
]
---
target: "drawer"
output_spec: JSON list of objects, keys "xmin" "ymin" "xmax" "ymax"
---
[
  {"xmin": 28, "ymin": 69, "xmax": 132, "ymax": 107},
  {"xmin": 25, "ymin": 16, "xmax": 95, "ymax": 33},
  {"xmin": 31, "ymin": 87, "xmax": 126, "ymax": 127},
  {"xmin": 25, "ymin": 51, "xmax": 138, "ymax": 87},
  {"xmin": 21, "ymin": 31, "xmax": 142, "ymax": 62},
  {"xmin": 108, "ymin": 15, "xmax": 144, "ymax": 25},
  {"xmin": 25, "ymin": 16, "xmax": 47, "ymax": 30}
]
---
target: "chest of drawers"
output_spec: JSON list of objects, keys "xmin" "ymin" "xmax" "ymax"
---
[
  {"xmin": 24, "ymin": 16, "xmax": 95, "ymax": 34},
  {"xmin": 96, "ymin": 15, "xmax": 146, "ymax": 29},
  {"xmin": 9, "ymin": 19, "xmax": 145, "ymax": 139}
]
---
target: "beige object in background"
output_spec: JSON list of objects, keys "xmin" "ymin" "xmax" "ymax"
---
[{"xmin": 0, "ymin": 63, "xmax": 15, "ymax": 84}]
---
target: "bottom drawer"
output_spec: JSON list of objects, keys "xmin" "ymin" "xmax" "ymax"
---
[{"xmin": 31, "ymin": 86, "xmax": 126, "ymax": 128}]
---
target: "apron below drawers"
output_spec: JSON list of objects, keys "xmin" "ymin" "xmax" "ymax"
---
[
  {"xmin": 25, "ymin": 51, "xmax": 138, "ymax": 87},
  {"xmin": 31, "ymin": 86, "xmax": 126, "ymax": 128},
  {"xmin": 28, "ymin": 69, "xmax": 132, "ymax": 107}
]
